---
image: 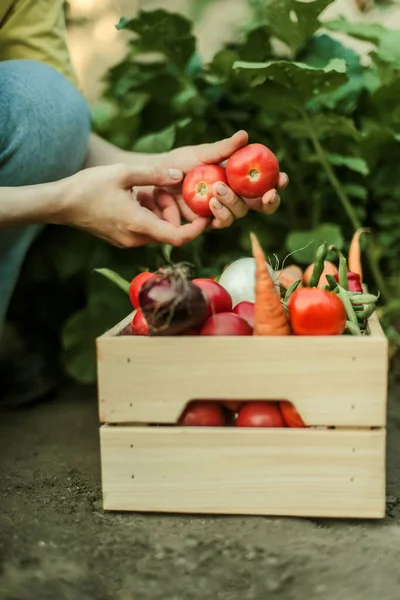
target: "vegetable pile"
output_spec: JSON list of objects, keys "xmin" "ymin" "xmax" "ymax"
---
[{"xmin": 99, "ymin": 227, "xmax": 380, "ymax": 428}]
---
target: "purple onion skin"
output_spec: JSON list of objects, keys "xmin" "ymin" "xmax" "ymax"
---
[{"xmin": 138, "ymin": 267, "xmax": 208, "ymax": 336}]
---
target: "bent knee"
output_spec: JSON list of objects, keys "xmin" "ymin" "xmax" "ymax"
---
[{"xmin": 0, "ymin": 60, "xmax": 91, "ymax": 186}]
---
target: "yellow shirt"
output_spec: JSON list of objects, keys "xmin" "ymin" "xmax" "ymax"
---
[{"xmin": 0, "ymin": 0, "xmax": 77, "ymax": 86}]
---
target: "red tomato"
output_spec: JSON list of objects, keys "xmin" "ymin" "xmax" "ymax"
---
[
  {"xmin": 192, "ymin": 278, "xmax": 232, "ymax": 317},
  {"xmin": 221, "ymin": 401, "xmax": 244, "ymax": 412},
  {"xmin": 232, "ymin": 301, "xmax": 255, "ymax": 329},
  {"xmin": 288, "ymin": 288, "xmax": 347, "ymax": 336},
  {"xmin": 131, "ymin": 309, "xmax": 148, "ymax": 336},
  {"xmin": 178, "ymin": 401, "xmax": 225, "ymax": 426},
  {"xmin": 129, "ymin": 271, "xmax": 154, "ymax": 308},
  {"xmin": 236, "ymin": 402, "xmax": 285, "ymax": 428},
  {"xmin": 225, "ymin": 143, "xmax": 280, "ymax": 199},
  {"xmin": 279, "ymin": 401, "xmax": 306, "ymax": 428},
  {"xmin": 200, "ymin": 312, "xmax": 253, "ymax": 336},
  {"xmin": 182, "ymin": 164, "xmax": 228, "ymax": 217}
]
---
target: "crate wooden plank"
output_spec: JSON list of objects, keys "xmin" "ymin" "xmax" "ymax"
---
[
  {"xmin": 97, "ymin": 333, "xmax": 388, "ymax": 426},
  {"xmin": 100, "ymin": 426, "xmax": 386, "ymax": 518}
]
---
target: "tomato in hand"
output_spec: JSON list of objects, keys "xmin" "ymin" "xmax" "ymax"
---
[
  {"xmin": 131, "ymin": 309, "xmax": 148, "ymax": 336},
  {"xmin": 236, "ymin": 402, "xmax": 285, "ymax": 428},
  {"xmin": 182, "ymin": 164, "xmax": 228, "ymax": 217},
  {"xmin": 192, "ymin": 278, "xmax": 232, "ymax": 317},
  {"xmin": 232, "ymin": 301, "xmax": 255, "ymax": 329},
  {"xmin": 129, "ymin": 271, "xmax": 155, "ymax": 309},
  {"xmin": 178, "ymin": 401, "xmax": 225, "ymax": 426},
  {"xmin": 200, "ymin": 312, "xmax": 253, "ymax": 336},
  {"xmin": 288, "ymin": 288, "xmax": 347, "ymax": 336},
  {"xmin": 225, "ymin": 143, "xmax": 280, "ymax": 199},
  {"xmin": 279, "ymin": 401, "xmax": 306, "ymax": 428}
]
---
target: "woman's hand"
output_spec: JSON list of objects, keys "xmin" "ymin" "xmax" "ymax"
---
[
  {"xmin": 56, "ymin": 163, "xmax": 208, "ymax": 248},
  {"xmin": 160, "ymin": 130, "xmax": 289, "ymax": 229}
]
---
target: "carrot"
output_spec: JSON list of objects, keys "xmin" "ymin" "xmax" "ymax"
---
[
  {"xmin": 348, "ymin": 228, "xmax": 370, "ymax": 282},
  {"xmin": 250, "ymin": 232, "xmax": 291, "ymax": 336},
  {"xmin": 276, "ymin": 264, "xmax": 303, "ymax": 291}
]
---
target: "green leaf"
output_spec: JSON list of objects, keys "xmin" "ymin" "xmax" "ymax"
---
[
  {"xmin": 299, "ymin": 34, "xmax": 365, "ymax": 112},
  {"xmin": 261, "ymin": 0, "xmax": 333, "ymax": 53},
  {"xmin": 325, "ymin": 19, "xmax": 400, "ymax": 64},
  {"xmin": 343, "ymin": 184, "xmax": 368, "ymax": 201},
  {"xmin": 233, "ymin": 58, "xmax": 348, "ymax": 112},
  {"xmin": 94, "ymin": 268, "xmax": 130, "ymax": 294},
  {"xmin": 133, "ymin": 124, "xmax": 176, "ymax": 153},
  {"xmin": 118, "ymin": 10, "xmax": 196, "ymax": 70},
  {"xmin": 283, "ymin": 113, "xmax": 360, "ymax": 140},
  {"xmin": 324, "ymin": 153, "xmax": 369, "ymax": 175},
  {"xmin": 286, "ymin": 224, "xmax": 344, "ymax": 265}
]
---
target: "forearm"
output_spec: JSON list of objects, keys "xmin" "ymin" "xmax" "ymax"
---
[
  {"xmin": 0, "ymin": 180, "xmax": 66, "ymax": 228},
  {"xmin": 84, "ymin": 133, "xmax": 166, "ymax": 169}
]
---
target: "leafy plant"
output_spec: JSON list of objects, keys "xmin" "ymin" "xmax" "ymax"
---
[{"xmin": 16, "ymin": 0, "xmax": 400, "ymax": 383}]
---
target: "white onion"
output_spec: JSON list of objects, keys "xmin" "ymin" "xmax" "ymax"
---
[{"xmin": 218, "ymin": 257, "xmax": 280, "ymax": 307}]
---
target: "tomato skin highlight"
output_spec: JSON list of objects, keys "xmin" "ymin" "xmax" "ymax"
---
[
  {"xmin": 192, "ymin": 278, "xmax": 233, "ymax": 317},
  {"xmin": 129, "ymin": 272, "xmax": 155, "ymax": 309},
  {"xmin": 232, "ymin": 301, "xmax": 255, "ymax": 329},
  {"xmin": 182, "ymin": 164, "xmax": 228, "ymax": 217},
  {"xmin": 178, "ymin": 401, "xmax": 225, "ymax": 426},
  {"xmin": 131, "ymin": 309, "xmax": 149, "ymax": 336},
  {"xmin": 288, "ymin": 288, "xmax": 347, "ymax": 336},
  {"xmin": 279, "ymin": 401, "xmax": 306, "ymax": 428},
  {"xmin": 236, "ymin": 402, "xmax": 286, "ymax": 428},
  {"xmin": 200, "ymin": 312, "xmax": 253, "ymax": 336},
  {"xmin": 225, "ymin": 143, "xmax": 280, "ymax": 199}
]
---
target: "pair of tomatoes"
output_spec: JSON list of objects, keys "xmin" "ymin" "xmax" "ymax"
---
[
  {"xmin": 178, "ymin": 400, "xmax": 305, "ymax": 428},
  {"xmin": 181, "ymin": 143, "xmax": 280, "ymax": 217}
]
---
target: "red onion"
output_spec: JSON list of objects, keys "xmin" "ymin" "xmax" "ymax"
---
[{"xmin": 138, "ymin": 265, "xmax": 208, "ymax": 336}]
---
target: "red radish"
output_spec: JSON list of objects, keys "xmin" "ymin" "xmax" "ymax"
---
[
  {"xmin": 129, "ymin": 271, "xmax": 156, "ymax": 308},
  {"xmin": 131, "ymin": 309, "xmax": 148, "ymax": 336},
  {"xmin": 178, "ymin": 401, "xmax": 225, "ymax": 426},
  {"xmin": 182, "ymin": 164, "xmax": 228, "ymax": 217},
  {"xmin": 192, "ymin": 278, "xmax": 233, "ymax": 317},
  {"xmin": 232, "ymin": 301, "xmax": 255, "ymax": 329},
  {"xmin": 139, "ymin": 264, "xmax": 208, "ymax": 336},
  {"xmin": 200, "ymin": 312, "xmax": 252, "ymax": 336},
  {"xmin": 236, "ymin": 402, "xmax": 285, "ymax": 428},
  {"xmin": 279, "ymin": 401, "xmax": 306, "ymax": 428},
  {"xmin": 225, "ymin": 143, "xmax": 280, "ymax": 199}
]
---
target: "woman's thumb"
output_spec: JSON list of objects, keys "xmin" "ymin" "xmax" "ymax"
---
[{"xmin": 121, "ymin": 165, "xmax": 183, "ymax": 188}]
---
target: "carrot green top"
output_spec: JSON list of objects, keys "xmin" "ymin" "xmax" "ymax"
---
[{"xmin": 0, "ymin": 0, "xmax": 78, "ymax": 87}]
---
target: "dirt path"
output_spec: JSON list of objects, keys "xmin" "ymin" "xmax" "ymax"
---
[{"xmin": 1, "ymin": 380, "xmax": 400, "ymax": 600}]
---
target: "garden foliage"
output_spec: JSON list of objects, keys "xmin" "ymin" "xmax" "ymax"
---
[{"xmin": 16, "ymin": 0, "xmax": 400, "ymax": 383}]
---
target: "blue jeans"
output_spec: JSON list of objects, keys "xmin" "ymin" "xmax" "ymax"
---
[{"xmin": 0, "ymin": 59, "xmax": 91, "ymax": 334}]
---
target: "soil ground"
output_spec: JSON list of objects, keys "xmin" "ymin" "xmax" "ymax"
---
[{"xmin": 1, "ymin": 376, "xmax": 400, "ymax": 600}]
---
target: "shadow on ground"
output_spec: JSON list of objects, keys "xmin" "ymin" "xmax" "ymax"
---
[{"xmin": 1, "ymin": 378, "xmax": 400, "ymax": 600}]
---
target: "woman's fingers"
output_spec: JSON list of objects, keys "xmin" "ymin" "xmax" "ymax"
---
[
  {"xmin": 133, "ymin": 204, "xmax": 209, "ymax": 246},
  {"xmin": 277, "ymin": 172, "xmax": 289, "ymax": 190},
  {"xmin": 261, "ymin": 189, "xmax": 281, "ymax": 214},
  {"xmin": 153, "ymin": 189, "xmax": 182, "ymax": 227},
  {"xmin": 136, "ymin": 191, "xmax": 163, "ymax": 219},
  {"xmin": 212, "ymin": 182, "xmax": 249, "ymax": 219}
]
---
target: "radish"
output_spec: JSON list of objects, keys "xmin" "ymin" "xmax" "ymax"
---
[{"xmin": 218, "ymin": 257, "xmax": 279, "ymax": 306}]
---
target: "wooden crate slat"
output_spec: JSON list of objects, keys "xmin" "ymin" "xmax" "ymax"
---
[
  {"xmin": 97, "ymin": 334, "xmax": 388, "ymax": 426},
  {"xmin": 100, "ymin": 426, "xmax": 386, "ymax": 518}
]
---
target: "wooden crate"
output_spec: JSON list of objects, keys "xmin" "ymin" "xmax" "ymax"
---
[{"xmin": 96, "ymin": 311, "xmax": 389, "ymax": 518}]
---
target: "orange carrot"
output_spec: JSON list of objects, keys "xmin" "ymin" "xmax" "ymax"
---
[
  {"xmin": 348, "ymin": 228, "xmax": 370, "ymax": 282},
  {"xmin": 276, "ymin": 264, "xmax": 303, "ymax": 290},
  {"xmin": 250, "ymin": 232, "xmax": 290, "ymax": 336}
]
